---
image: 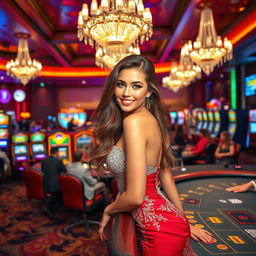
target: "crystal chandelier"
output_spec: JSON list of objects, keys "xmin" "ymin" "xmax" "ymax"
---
[
  {"xmin": 162, "ymin": 73, "xmax": 184, "ymax": 93},
  {"xmin": 95, "ymin": 45, "xmax": 140, "ymax": 69},
  {"xmin": 171, "ymin": 46, "xmax": 201, "ymax": 86},
  {"xmin": 77, "ymin": 0, "xmax": 153, "ymax": 58},
  {"xmin": 6, "ymin": 33, "xmax": 42, "ymax": 85},
  {"xmin": 183, "ymin": 7, "xmax": 232, "ymax": 75}
]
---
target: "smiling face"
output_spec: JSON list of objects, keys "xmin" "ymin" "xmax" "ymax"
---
[{"xmin": 114, "ymin": 67, "xmax": 151, "ymax": 115}]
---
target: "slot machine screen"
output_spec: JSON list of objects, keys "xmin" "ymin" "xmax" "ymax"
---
[
  {"xmin": 0, "ymin": 141, "xmax": 8, "ymax": 147},
  {"xmin": 177, "ymin": 112, "xmax": 184, "ymax": 125},
  {"xmin": 32, "ymin": 143, "xmax": 45, "ymax": 153},
  {"xmin": 58, "ymin": 113, "xmax": 86, "ymax": 129},
  {"xmin": 228, "ymin": 123, "xmax": 236, "ymax": 137},
  {"xmin": 249, "ymin": 123, "xmax": 256, "ymax": 134},
  {"xmin": 208, "ymin": 112, "xmax": 214, "ymax": 122},
  {"xmin": 202, "ymin": 112, "xmax": 208, "ymax": 121},
  {"xmin": 228, "ymin": 111, "xmax": 236, "ymax": 122},
  {"xmin": 77, "ymin": 137, "xmax": 93, "ymax": 153},
  {"xmin": 202, "ymin": 122, "xmax": 208, "ymax": 129},
  {"xmin": 212, "ymin": 123, "xmax": 220, "ymax": 136},
  {"xmin": 214, "ymin": 111, "xmax": 220, "ymax": 122},
  {"xmin": 197, "ymin": 112, "xmax": 203, "ymax": 121},
  {"xmin": 249, "ymin": 110, "xmax": 256, "ymax": 122},
  {"xmin": 208, "ymin": 122, "xmax": 213, "ymax": 132},
  {"xmin": 58, "ymin": 147, "xmax": 68, "ymax": 159},
  {"xmin": 170, "ymin": 112, "xmax": 177, "ymax": 124},
  {"xmin": 245, "ymin": 74, "xmax": 256, "ymax": 96},
  {"xmin": 14, "ymin": 145, "xmax": 27, "ymax": 154}
]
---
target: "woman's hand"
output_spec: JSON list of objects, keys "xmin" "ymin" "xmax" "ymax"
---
[
  {"xmin": 225, "ymin": 182, "xmax": 252, "ymax": 193},
  {"xmin": 190, "ymin": 224, "xmax": 214, "ymax": 244},
  {"xmin": 98, "ymin": 206, "xmax": 111, "ymax": 240}
]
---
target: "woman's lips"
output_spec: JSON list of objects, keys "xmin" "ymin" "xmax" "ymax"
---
[{"xmin": 120, "ymin": 99, "xmax": 134, "ymax": 106}]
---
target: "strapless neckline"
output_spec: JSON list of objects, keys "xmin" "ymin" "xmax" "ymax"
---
[{"xmin": 113, "ymin": 145, "xmax": 160, "ymax": 170}]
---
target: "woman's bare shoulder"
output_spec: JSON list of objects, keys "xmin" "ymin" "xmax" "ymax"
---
[{"xmin": 123, "ymin": 112, "xmax": 154, "ymax": 129}]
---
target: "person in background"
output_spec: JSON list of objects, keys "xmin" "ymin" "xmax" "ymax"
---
[
  {"xmin": 67, "ymin": 117, "xmax": 77, "ymax": 132},
  {"xmin": 41, "ymin": 147, "xmax": 67, "ymax": 214},
  {"xmin": 67, "ymin": 151, "xmax": 109, "ymax": 203},
  {"xmin": 185, "ymin": 128, "xmax": 211, "ymax": 157},
  {"xmin": 172, "ymin": 124, "xmax": 187, "ymax": 158},
  {"xmin": 226, "ymin": 179, "xmax": 256, "ymax": 192},
  {"xmin": 215, "ymin": 131, "xmax": 235, "ymax": 164}
]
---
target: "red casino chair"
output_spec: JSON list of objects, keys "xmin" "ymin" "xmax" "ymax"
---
[
  {"xmin": 22, "ymin": 168, "xmax": 51, "ymax": 215},
  {"xmin": 108, "ymin": 213, "xmax": 140, "ymax": 256},
  {"xmin": 58, "ymin": 174, "xmax": 104, "ymax": 235},
  {"xmin": 234, "ymin": 143, "xmax": 241, "ymax": 164}
]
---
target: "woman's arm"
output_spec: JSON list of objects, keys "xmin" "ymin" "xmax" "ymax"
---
[
  {"xmin": 104, "ymin": 115, "xmax": 147, "ymax": 215},
  {"xmin": 215, "ymin": 145, "xmax": 221, "ymax": 158},
  {"xmin": 218, "ymin": 144, "xmax": 235, "ymax": 157}
]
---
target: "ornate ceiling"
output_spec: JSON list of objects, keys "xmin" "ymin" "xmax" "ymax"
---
[{"xmin": 0, "ymin": 0, "xmax": 255, "ymax": 86}]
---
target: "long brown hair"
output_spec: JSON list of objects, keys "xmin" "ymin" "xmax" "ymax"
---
[
  {"xmin": 90, "ymin": 55, "xmax": 175, "ymax": 169},
  {"xmin": 220, "ymin": 130, "xmax": 231, "ymax": 145}
]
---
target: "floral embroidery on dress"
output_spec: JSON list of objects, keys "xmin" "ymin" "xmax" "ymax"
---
[
  {"xmin": 132, "ymin": 196, "xmax": 168, "ymax": 231},
  {"xmin": 156, "ymin": 186, "xmax": 187, "ymax": 222}
]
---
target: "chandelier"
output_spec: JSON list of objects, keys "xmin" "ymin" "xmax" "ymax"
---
[
  {"xmin": 183, "ymin": 7, "xmax": 232, "ymax": 75},
  {"xmin": 162, "ymin": 73, "xmax": 184, "ymax": 93},
  {"xmin": 171, "ymin": 46, "xmax": 201, "ymax": 86},
  {"xmin": 95, "ymin": 45, "xmax": 140, "ymax": 69},
  {"xmin": 77, "ymin": 0, "xmax": 153, "ymax": 58},
  {"xmin": 6, "ymin": 33, "xmax": 42, "ymax": 85}
]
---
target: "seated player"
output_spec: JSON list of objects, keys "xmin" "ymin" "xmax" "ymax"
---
[
  {"xmin": 41, "ymin": 147, "xmax": 67, "ymax": 214},
  {"xmin": 183, "ymin": 128, "xmax": 211, "ymax": 158},
  {"xmin": 67, "ymin": 151, "xmax": 109, "ymax": 204},
  {"xmin": 226, "ymin": 179, "xmax": 256, "ymax": 192},
  {"xmin": 171, "ymin": 124, "xmax": 187, "ymax": 158},
  {"xmin": 215, "ymin": 131, "xmax": 235, "ymax": 165}
]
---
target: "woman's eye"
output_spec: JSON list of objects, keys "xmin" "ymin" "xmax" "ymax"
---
[
  {"xmin": 116, "ymin": 82, "xmax": 124, "ymax": 87},
  {"xmin": 133, "ymin": 84, "xmax": 142, "ymax": 89}
]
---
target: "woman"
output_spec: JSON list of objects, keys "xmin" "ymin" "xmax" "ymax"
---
[
  {"xmin": 90, "ymin": 55, "xmax": 213, "ymax": 255},
  {"xmin": 215, "ymin": 131, "xmax": 235, "ymax": 164}
]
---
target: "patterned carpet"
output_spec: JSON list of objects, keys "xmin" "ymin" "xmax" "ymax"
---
[{"xmin": 0, "ymin": 179, "xmax": 108, "ymax": 256}]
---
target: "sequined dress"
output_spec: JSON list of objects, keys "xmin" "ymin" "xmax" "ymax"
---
[{"xmin": 106, "ymin": 146, "xmax": 196, "ymax": 256}]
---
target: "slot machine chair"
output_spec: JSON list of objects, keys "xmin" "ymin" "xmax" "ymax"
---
[
  {"xmin": 58, "ymin": 174, "xmax": 105, "ymax": 236},
  {"xmin": 108, "ymin": 213, "xmax": 140, "ymax": 256},
  {"xmin": 192, "ymin": 142, "xmax": 217, "ymax": 164},
  {"xmin": 22, "ymin": 168, "xmax": 52, "ymax": 216},
  {"xmin": 108, "ymin": 180, "xmax": 140, "ymax": 256}
]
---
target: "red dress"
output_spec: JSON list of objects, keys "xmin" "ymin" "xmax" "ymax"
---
[{"xmin": 106, "ymin": 146, "xmax": 196, "ymax": 256}]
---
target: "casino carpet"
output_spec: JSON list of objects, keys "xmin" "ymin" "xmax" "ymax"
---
[{"xmin": 0, "ymin": 180, "xmax": 108, "ymax": 256}]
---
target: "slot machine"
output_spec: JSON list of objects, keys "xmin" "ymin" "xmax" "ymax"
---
[
  {"xmin": 195, "ymin": 111, "xmax": 203, "ymax": 134},
  {"xmin": 248, "ymin": 109, "xmax": 256, "ymax": 148},
  {"xmin": 170, "ymin": 112, "xmax": 178, "ymax": 125},
  {"xmin": 11, "ymin": 133, "xmax": 30, "ymax": 171},
  {"xmin": 0, "ymin": 112, "xmax": 10, "ymax": 154},
  {"xmin": 177, "ymin": 111, "xmax": 185, "ymax": 125},
  {"xmin": 202, "ymin": 111, "xmax": 208, "ymax": 129},
  {"xmin": 228, "ymin": 110, "xmax": 237, "ymax": 139},
  {"xmin": 30, "ymin": 131, "xmax": 47, "ymax": 162},
  {"xmin": 74, "ymin": 131, "xmax": 94, "ymax": 161},
  {"xmin": 58, "ymin": 108, "xmax": 87, "ymax": 130},
  {"xmin": 228, "ymin": 109, "xmax": 249, "ymax": 148},
  {"xmin": 48, "ymin": 132, "xmax": 72, "ymax": 165},
  {"xmin": 212, "ymin": 111, "xmax": 221, "ymax": 137},
  {"xmin": 207, "ymin": 111, "xmax": 214, "ymax": 134}
]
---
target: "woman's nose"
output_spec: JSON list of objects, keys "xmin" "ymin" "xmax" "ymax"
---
[{"xmin": 123, "ymin": 86, "xmax": 131, "ymax": 96}]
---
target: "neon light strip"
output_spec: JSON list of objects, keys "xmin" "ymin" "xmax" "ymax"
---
[
  {"xmin": 226, "ymin": 9, "xmax": 256, "ymax": 45},
  {"xmin": 230, "ymin": 69, "xmax": 237, "ymax": 109}
]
